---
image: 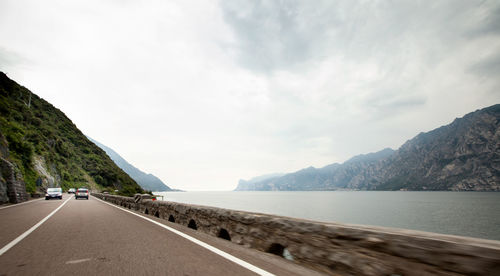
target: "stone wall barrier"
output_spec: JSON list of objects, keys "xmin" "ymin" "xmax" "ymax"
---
[{"xmin": 92, "ymin": 193, "xmax": 500, "ymax": 276}]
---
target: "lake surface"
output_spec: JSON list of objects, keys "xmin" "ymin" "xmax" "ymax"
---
[{"xmin": 153, "ymin": 191, "xmax": 500, "ymax": 241}]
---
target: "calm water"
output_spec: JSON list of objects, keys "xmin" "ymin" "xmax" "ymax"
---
[{"xmin": 154, "ymin": 191, "xmax": 500, "ymax": 241}]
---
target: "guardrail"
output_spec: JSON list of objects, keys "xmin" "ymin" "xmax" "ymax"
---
[{"xmin": 92, "ymin": 193, "xmax": 500, "ymax": 275}]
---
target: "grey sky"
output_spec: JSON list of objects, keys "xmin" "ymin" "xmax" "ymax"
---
[{"xmin": 1, "ymin": 0, "xmax": 499, "ymax": 190}]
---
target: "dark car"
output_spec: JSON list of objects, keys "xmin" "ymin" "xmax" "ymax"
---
[
  {"xmin": 75, "ymin": 188, "xmax": 89, "ymax": 200},
  {"xmin": 46, "ymin": 188, "xmax": 63, "ymax": 200}
]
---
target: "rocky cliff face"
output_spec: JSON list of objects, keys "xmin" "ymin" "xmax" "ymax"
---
[
  {"xmin": 236, "ymin": 104, "xmax": 500, "ymax": 191},
  {"xmin": 0, "ymin": 133, "xmax": 29, "ymax": 203},
  {"xmin": 372, "ymin": 104, "xmax": 500, "ymax": 191}
]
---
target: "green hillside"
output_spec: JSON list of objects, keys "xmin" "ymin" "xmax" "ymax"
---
[{"xmin": 0, "ymin": 72, "xmax": 143, "ymax": 196}]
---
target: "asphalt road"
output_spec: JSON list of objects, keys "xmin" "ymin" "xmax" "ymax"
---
[{"xmin": 0, "ymin": 195, "xmax": 323, "ymax": 276}]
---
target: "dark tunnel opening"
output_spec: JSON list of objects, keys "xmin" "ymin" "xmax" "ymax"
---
[
  {"xmin": 217, "ymin": 228, "xmax": 231, "ymax": 241},
  {"xmin": 267, "ymin": 243, "xmax": 285, "ymax": 257},
  {"xmin": 188, "ymin": 219, "xmax": 198, "ymax": 230}
]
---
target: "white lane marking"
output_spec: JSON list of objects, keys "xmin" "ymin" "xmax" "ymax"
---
[
  {"xmin": 0, "ymin": 196, "xmax": 72, "ymax": 256},
  {"xmin": 66, "ymin": 258, "xmax": 92, "ymax": 264},
  {"xmin": 94, "ymin": 196, "xmax": 275, "ymax": 276},
  {"xmin": 0, "ymin": 198, "xmax": 44, "ymax": 210}
]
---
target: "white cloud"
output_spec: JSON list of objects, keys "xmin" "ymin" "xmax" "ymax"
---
[{"xmin": 1, "ymin": 0, "xmax": 499, "ymax": 190}]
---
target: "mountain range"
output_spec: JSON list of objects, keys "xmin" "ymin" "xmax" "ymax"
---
[
  {"xmin": 88, "ymin": 138, "xmax": 172, "ymax": 192},
  {"xmin": 236, "ymin": 104, "xmax": 500, "ymax": 191}
]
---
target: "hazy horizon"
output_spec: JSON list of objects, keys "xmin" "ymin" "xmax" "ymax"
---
[{"xmin": 1, "ymin": 0, "xmax": 499, "ymax": 190}]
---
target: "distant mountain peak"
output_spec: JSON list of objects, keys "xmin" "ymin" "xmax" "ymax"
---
[{"xmin": 88, "ymin": 137, "xmax": 172, "ymax": 192}]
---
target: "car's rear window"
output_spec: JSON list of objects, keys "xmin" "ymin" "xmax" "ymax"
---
[
  {"xmin": 78, "ymin": 188, "xmax": 88, "ymax": 192},
  {"xmin": 47, "ymin": 188, "xmax": 62, "ymax": 192}
]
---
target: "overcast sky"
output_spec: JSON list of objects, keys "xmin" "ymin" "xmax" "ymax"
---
[{"xmin": 1, "ymin": 0, "xmax": 499, "ymax": 191}]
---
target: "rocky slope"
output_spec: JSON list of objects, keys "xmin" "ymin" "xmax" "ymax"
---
[
  {"xmin": 236, "ymin": 105, "xmax": 500, "ymax": 191},
  {"xmin": 0, "ymin": 72, "xmax": 143, "ymax": 203},
  {"xmin": 89, "ymin": 137, "xmax": 172, "ymax": 192},
  {"xmin": 372, "ymin": 104, "xmax": 500, "ymax": 191}
]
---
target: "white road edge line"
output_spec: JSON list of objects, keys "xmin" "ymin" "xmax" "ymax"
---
[
  {"xmin": 65, "ymin": 258, "xmax": 92, "ymax": 264},
  {"xmin": 93, "ymin": 196, "xmax": 276, "ymax": 276},
  {"xmin": 0, "ymin": 198, "xmax": 45, "ymax": 210},
  {"xmin": 0, "ymin": 196, "xmax": 72, "ymax": 256}
]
